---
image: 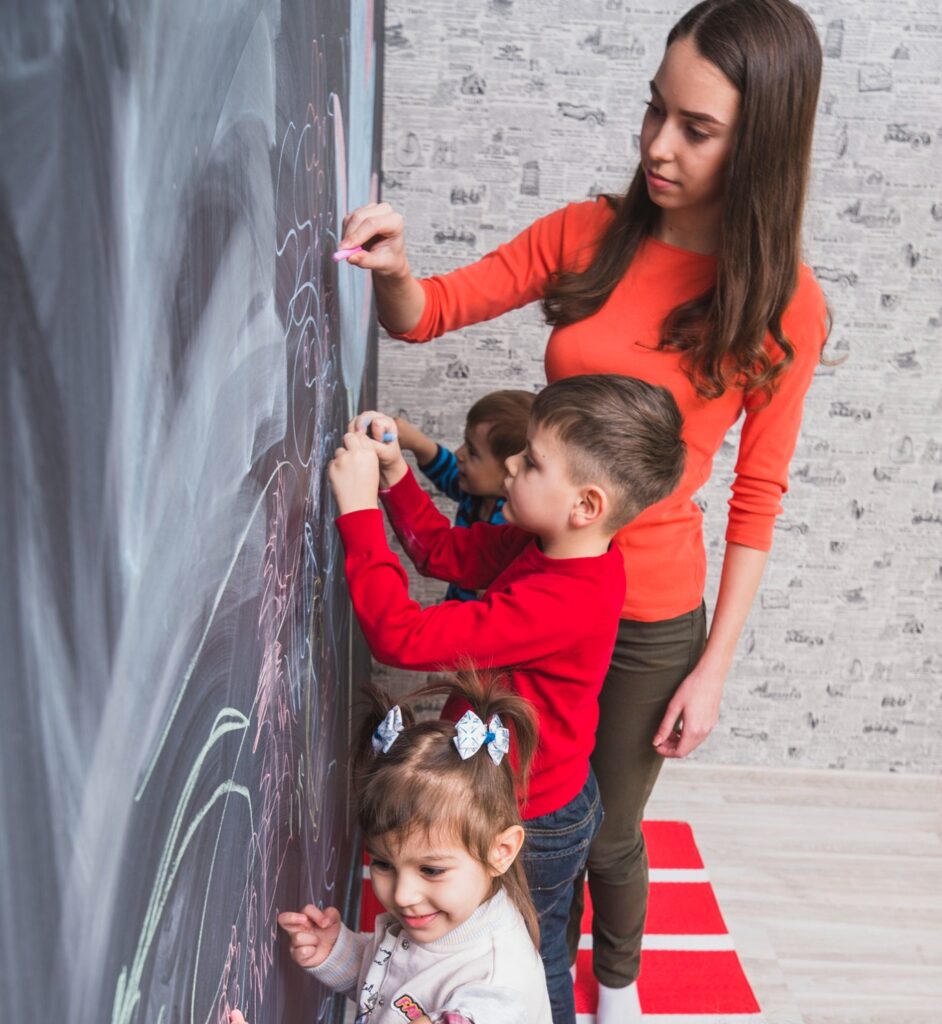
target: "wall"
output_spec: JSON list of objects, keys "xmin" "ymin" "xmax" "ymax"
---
[
  {"xmin": 0, "ymin": 2, "xmax": 382, "ymax": 1021},
  {"xmin": 376, "ymin": 0, "xmax": 941, "ymax": 772}
]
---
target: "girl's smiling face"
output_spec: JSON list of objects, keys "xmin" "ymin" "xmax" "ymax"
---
[
  {"xmin": 640, "ymin": 35, "xmax": 741, "ymax": 235},
  {"xmin": 367, "ymin": 829, "xmax": 495, "ymax": 942}
]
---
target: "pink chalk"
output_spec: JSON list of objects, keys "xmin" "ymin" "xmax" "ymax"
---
[{"xmin": 332, "ymin": 245, "xmax": 364, "ymax": 262}]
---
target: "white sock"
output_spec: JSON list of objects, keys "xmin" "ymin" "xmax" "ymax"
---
[{"xmin": 596, "ymin": 980, "xmax": 642, "ymax": 1023}]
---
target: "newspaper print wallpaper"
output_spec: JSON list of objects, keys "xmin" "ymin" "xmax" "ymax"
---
[{"xmin": 374, "ymin": 0, "xmax": 941, "ymax": 772}]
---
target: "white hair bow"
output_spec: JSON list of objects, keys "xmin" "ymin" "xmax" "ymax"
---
[
  {"xmin": 372, "ymin": 705, "xmax": 404, "ymax": 754},
  {"xmin": 453, "ymin": 710, "xmax": 510, "ymax": 766}
]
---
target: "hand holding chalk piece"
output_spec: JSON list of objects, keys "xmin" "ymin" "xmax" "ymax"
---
[
  {"xmin": 361, "ymin": 415, "xmax": 396, "ymax": 444},
  {"xmin": 332, "ymin": 245, "xmax": 364, "ymax": 262}
]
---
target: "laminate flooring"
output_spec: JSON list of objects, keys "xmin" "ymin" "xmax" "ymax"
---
[{"xmin": 645, "ymin": 762, "xmax": 942, "ymax": 1024}]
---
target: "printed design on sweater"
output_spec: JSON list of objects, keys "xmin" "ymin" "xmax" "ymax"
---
[
  {"xmin": 393, "ymin": 992, "xmax": 429, "ymax": 1020},
  {"xmin": 356, "ymin": 929, "xmax": 397, "ymax": 1022}
]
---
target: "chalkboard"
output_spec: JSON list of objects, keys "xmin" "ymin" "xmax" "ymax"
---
[{"xmin": 0, "ymin": 2, "xmax": 382, "ymax": 1022}]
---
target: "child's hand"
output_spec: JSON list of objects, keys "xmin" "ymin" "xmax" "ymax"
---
[
  {"xmin": 277, "ymin": 904, "xmax": 342, "ymax": 969},
  {"xmin": 393, "ymin": 416, "xmax": 439, "ymax": 468},
  {"xmin": 390, "ymin": 415, "xmax": 418, "ymax": 451},
  {"xmin": 349, "ymin": 412, "xmax": 409, "ymax": 488},
  {"xmin": 329, "ymin": 432, "xmax": 381, "ymax": 514},
  {"xmin": 228, "ymin": 1012, "xmax": 248, "ymax": 1024}
]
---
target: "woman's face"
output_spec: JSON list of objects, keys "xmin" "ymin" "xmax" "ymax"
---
[{"xmin": 640, "ymin": 36, "xmax": 741, "ymax": 229}]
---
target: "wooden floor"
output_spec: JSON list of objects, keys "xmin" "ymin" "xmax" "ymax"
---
[{"xmin": 645, "ymin": 762, "xmax": 942, "ymax": 1024}]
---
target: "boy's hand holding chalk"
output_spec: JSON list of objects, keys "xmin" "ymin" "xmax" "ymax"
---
[
  {"xmin": 351, "ymin": 411, "xmax": 409, "ymax": 490},
  {"xmin": 357, "ymin": 412, "xmax": 396, "ymax": 444}
]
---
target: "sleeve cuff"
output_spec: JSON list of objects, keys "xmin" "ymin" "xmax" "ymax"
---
[
  {"xmin": 379, "ymin": 466, "xmax": 426, "ymax": 517},
  {"xmin": 724, "ymin": 522, "xmax": 774, "ymax": 551},
  {"xmin": 380, "ymin": 321, "xmax": 424, "ymax": 341},
  {"xmin": 380, "ymin": 281, "xmax": 434, "ymax": 341},
  {"xmin": 307, "ymin": 923, "xmax": 365, "ymax": 993},
  {"xmin": 420, "ymin": 443, "xmax": 450, "ymax": 475}
]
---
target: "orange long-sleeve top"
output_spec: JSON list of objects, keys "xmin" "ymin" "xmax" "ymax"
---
[{"xmin": 389, "ymin": 198, "xmax": 828, "ymax": 621}]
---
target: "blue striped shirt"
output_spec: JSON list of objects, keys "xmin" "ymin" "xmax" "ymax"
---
[{"xmin": 419, "ymin": 444, "xmax": 509, "ymax": 602}]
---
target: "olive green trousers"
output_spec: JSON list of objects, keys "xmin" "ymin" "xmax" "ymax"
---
[{"xmin": 567, "ymin": 602, "xmax": 707, "ymax": 987}]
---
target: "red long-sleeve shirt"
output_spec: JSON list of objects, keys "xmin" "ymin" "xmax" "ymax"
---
[
  {"xmin": 389, "ymin": 198, "xmax": 828, "ymax": 621},
  {"xmin": 335, "ymin": 468, "xmax": 626, "ymax": 819}
]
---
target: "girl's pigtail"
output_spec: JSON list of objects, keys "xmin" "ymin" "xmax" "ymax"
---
[
  {"xmin": 418, "ymin": 665, "xmax": 539, "ymax": 792},
  {"xmin": 352, "ymin": 684, "xmax": 416, "ymax": 781},
  {"xmin": 417, "ymin": 666, "xmax": 542, "ymax": 946}
]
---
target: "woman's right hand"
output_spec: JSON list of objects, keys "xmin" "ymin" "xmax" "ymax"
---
[
  {"xmin": 277, "ymin": 904, "xmax": 342, "ymax": 969},
  {"xmin": 340, "ymin": 202, "xmax": 410, "ymax": 279}
]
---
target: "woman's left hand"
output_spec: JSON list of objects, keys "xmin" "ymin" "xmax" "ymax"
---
[
  {"xmin": 653, "ymin": 543, "xmax": 769, "ymax": 758},
  {"xmin": 651, "ymin": 661, "xmax": 725, "ymax": 758}
]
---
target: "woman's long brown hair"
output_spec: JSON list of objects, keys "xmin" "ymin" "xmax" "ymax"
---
[{"xmin": 543, "ymin": 0, "xmax": 824, "ymax": 402}]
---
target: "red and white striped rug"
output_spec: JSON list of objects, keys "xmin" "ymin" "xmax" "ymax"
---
[
  {"xmin": 575, "ymin": 821, "xmax": 763, "ymax": 1023},
  {"xmin": 360, "ymin": 820, "xmax": 763, "ymax": 1023}
]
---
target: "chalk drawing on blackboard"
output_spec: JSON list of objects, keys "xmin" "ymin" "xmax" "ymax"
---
[
  {"xmin": 333, "ymin": 5, "xmax": 380, "ymax": 412},
  {"xmin": 1, "ymin": 3, "xmax": 382, "ymax": 1024}
]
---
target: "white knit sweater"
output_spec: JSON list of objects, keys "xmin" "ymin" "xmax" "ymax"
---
[{"xmin": 309, "ymin": 888, "xmax": 552, "ymax": 1024}]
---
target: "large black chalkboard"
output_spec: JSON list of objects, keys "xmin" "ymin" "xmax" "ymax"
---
[{"xmin": 0, "ymin": 2, "xmax": 382, "ymax": 1021}]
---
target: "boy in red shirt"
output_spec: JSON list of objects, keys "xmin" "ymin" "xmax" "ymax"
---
[{"xmin": 329, "ymin": 374, "xmax": 685, "ymax": 1024}]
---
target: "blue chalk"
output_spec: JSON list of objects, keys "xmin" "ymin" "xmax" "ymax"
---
[{"xmin": 361, "ymin": 416, "xmax": 396, "ymax": 444}]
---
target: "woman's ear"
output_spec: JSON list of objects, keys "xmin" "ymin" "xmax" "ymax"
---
[
  {"xmin": 571, "ymin": 483, "xmax": 607, "ymax": 528},
  {"xmin": 487, "ymin": 824, "xmax": 525, "ymax": 877}
]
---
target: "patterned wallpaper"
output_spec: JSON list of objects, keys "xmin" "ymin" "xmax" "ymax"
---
[{"xmin": 373, "ymin": 0, "xmax": 941, "ymax": 772}]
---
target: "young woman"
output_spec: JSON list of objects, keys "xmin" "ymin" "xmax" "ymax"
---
[{"xmin": 336, "ymin": 1, "xmax": 828, "ymax": 1020}]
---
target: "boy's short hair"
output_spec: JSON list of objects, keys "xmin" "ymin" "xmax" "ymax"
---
[
  {"xmin": 531, "ymin": 374, "xmax": 685, "ymax": 529},
  {"xmin": 466, "ymin": 390, "xmax": 535, "ymax": 462}
]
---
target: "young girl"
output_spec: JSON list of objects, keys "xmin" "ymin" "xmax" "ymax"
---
[
  {"xmin": 395, "ymin": 389, "xmax": 533, "ymax": 602},
  {"xmin": 275, "ymin": 672, "xmax": 550, "ymax": 1024},
  {"xmin": 337, "ymin": 1, "xmax": 829, "ymax": 1019}
]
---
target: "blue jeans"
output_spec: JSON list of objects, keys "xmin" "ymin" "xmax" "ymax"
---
[{"xmin": 522, "ymin": 769, "xmax": 604, "ymax": 1024}]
